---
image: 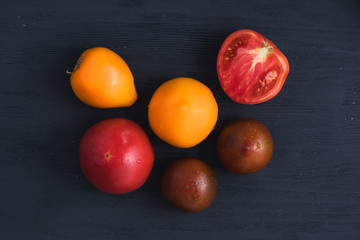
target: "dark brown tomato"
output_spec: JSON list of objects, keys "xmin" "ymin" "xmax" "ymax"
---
[
  {"xmin": 217, "ymin": 118, "xmax": 273, "ymax": 174},
  {"xmin": 161, "ymin": 158, "xmax": 217, "ymax": 212}
]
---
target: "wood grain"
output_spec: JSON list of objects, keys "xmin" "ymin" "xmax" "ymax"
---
[{"xmin": 0, "ymin": 0, "xmax": 359, "ymax": 239}]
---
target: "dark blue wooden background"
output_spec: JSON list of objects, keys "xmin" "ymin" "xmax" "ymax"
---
[{"xmin": 0, "ymin": 0, "xmax": 359, "ymax": 239}]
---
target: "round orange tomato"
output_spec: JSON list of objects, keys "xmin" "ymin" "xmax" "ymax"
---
[
  {"xmin": 70, "ymin": 47, "xmax": 137, "ymax": 108},
  {"xmin": 148, "ymin": 77, "xmax": 218, "ymax": 148}
]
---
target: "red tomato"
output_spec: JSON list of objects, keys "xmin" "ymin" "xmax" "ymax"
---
[
  {"xmin": 161, "ymin": 158, "xmax": 217, "ymax": 212},
  {"xmin": 79, "ymin": 118, "xmax": 154, "ymax": 194},
  {"xmin": 217, "ymin": 29, "xmax": 289, "ymax": 104}
]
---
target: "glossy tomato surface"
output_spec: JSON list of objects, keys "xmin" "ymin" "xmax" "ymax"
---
[
  {"xmin": 217, "ymin": 30, "xmax": 289, "ymax": 104},
  {"xmin": 79, "ymin": 118, "xmax": 154, "ymax": 194},
  {"xmin": 161, "ymin": 158, "xmax": 217, "ymax": 212},
  {"xmin": 148, "ymin": 77, "xmax": 218, "ymax": 148},
  {"xmin": 217, "ymin": 119, "xmax": 273, "ymax": 174},
  {"xmin": 70, "ymin": 47, "xmax": 137, "ymax": 108}
]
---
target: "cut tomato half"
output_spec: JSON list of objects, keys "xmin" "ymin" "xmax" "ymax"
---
[{"xmin": 217, "ymin": 29, "xmax": 289, "ymax": 104}]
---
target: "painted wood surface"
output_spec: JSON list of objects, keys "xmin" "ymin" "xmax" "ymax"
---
[{"xmin": 0, "ymin": 0, "xmax": 359, "ymax": 239}]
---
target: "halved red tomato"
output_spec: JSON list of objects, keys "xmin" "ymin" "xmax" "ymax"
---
[{"xmin": 217, "ymin": 29, "xmax": 289, "ymax": 104}]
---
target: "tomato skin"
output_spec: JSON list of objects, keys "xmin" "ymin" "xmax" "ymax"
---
[
  {"xmin": 217, "ymin": 119, "xmax": 273, "ymax": 174},
  {"xmin": 70, "ymin": 47, "xmax": 137, "ymax": 108},
  {"xmin": 161, "ymin": 158, "xmax": 217, "ymax": 212},
  {"xmin": 148, "ymin": 77, "xmax": 218, "ymax": 148},
  {"xmin": 79, "ymin": 118, "xmax": 154, "ymax": 194},
  {"xmin": 217, "ymin": 29, "xmax": 289, "ymax": 104}
]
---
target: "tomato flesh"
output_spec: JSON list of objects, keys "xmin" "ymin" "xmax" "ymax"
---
[{"xmin": 217, "ymin": 30, "xmax": 289, "ymax": 104}]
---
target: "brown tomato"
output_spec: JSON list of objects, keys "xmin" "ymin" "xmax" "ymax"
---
[
  {"xmin": 161, "ymin": 158, "xmax": 217, "ymax": 212},
  {"xmin": 217, "ymin": 118, "xmax": 273, "ymax": 174}
]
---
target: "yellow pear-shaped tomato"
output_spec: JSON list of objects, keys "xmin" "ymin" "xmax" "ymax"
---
[
  {"xmin": 148, "ymin": 77, "xmax": 218, "ymax": 148},
  {"xmin": 70, "ymin": 47, "xmax": 137, "ymax": 108}
]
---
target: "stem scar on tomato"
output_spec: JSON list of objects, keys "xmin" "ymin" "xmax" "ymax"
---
[
  {"xmin": 67, "ymin": 55, "xmax": 85, "ymax": 75},
  {"xmin": 262, "ymin": 41, "xmax": 273, "ymax": 52},
  {"xmin": 104, "ymin": 152, "xmax": 111, "ymax": 161},
  {"xmin": 74, "ymin": 55, "xmax": 84, "ymax": 72}
]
